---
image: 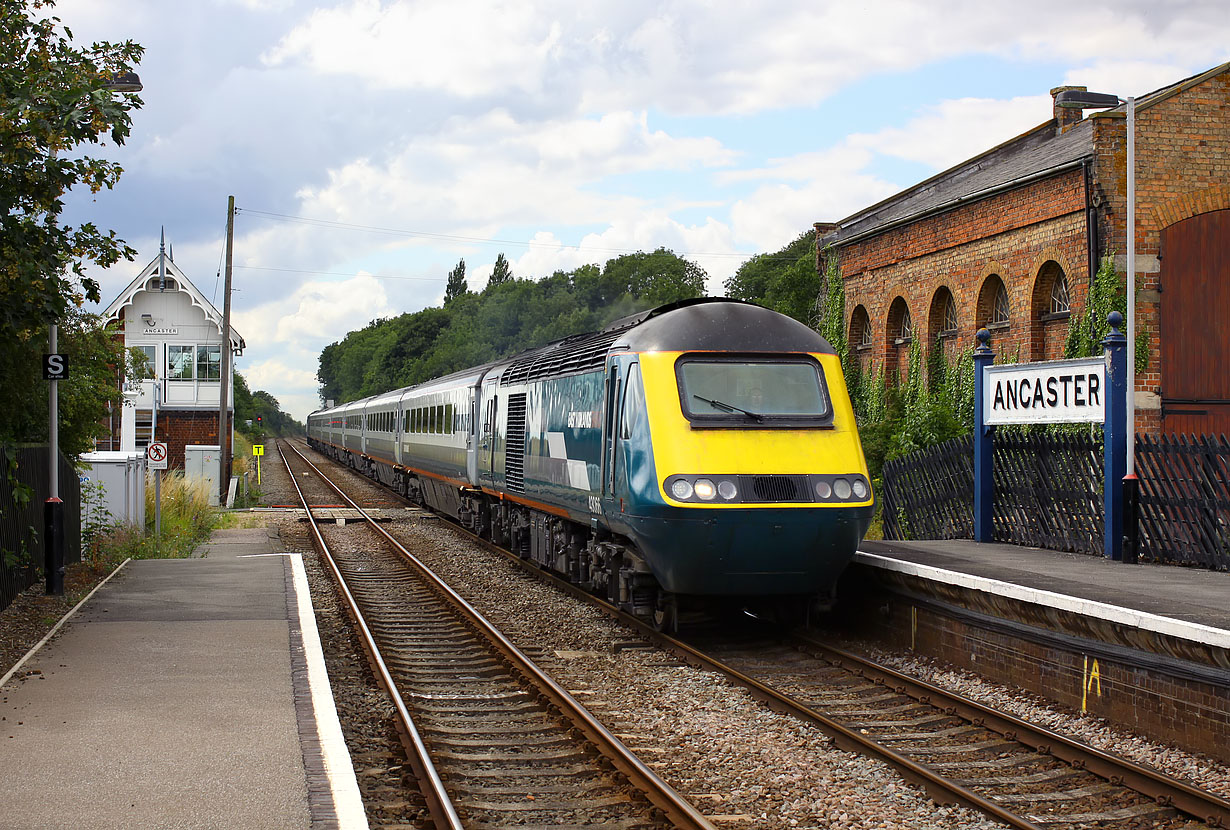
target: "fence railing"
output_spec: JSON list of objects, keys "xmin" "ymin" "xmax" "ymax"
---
[
  {"xmin": 880, "ymin": 436, "xmax": 974, "ymax": 541},
  {"xmin": 1136, "ymin": 433, "xmax": 1230, "ymax": 570},
  {"xmin": 1, "ymin": 446, "xmax": 82, "ymax": 612},
  {"xmin": 992, "ymin": 432, "xmax": 1104, "ymax": 556},
  {"xmin": 880, "ymin": 431, "xmax": 1229, "ymax": 570}
]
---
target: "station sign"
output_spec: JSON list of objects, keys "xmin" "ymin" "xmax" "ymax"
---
[
  {"xmin": 147, "ymin": 441, "xmax": 169, "ymax": 471},
  {"xmin": 983, "ymin": 356, "xmax": 1106, "ymax": 425},
  {"xmin": 43, "ymin": 353, "xmax": 68, "ymax": 380}
]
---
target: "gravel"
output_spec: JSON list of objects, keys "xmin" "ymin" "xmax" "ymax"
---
[{"xmin": 7, "ymin": 438, "xmax": 1225, "ymax": 830}]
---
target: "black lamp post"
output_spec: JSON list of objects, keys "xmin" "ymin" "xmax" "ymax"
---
[{"xmin": 45, "ymin": 70, "xmax": 143, "ymax": 594}]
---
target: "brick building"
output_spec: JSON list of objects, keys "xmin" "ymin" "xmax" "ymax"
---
[
  {"xmin": 819, "ymin": 61, "xmax": 1230, "ymax": 436},
  {"xmin": 99, "ymin": 242, "xmax": 245, "ymax": 472}
]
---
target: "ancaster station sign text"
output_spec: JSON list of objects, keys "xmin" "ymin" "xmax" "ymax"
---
[{"xmin": 983, "ymin": 356, "xmax": 1106, "ymax": 425}]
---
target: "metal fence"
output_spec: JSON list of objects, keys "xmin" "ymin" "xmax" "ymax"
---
[
  {"xmin": 880, "ymin": 431, "xmax": 1229, "ymax": 570},
  {"xmin": 992, "ymin": 432, "xmax": 1104, "ymax": 556},
  {"xmin": 1, "ymin": 446, "xmax": 82, "ymax": 612},
  {"xmin": 1136, "ymin": 433, "xmax": 1230, "ymax": 570},
  {"xmin": 880, "ymin": 435, "xmax": 974, "ymax": 541}
]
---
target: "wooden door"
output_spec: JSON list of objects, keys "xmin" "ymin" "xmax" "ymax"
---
[{"xmin": 1160, "ymin": 209, "xmax": 1230, "ymax": 435}]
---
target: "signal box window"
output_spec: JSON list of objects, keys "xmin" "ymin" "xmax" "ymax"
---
[
  {"xmin": 197, "ymin": 345, "xmax": 221, "ymax": 380},
  {"xmin": 168, "ymin": 345, "xmax": 194, "ymax": 380}
]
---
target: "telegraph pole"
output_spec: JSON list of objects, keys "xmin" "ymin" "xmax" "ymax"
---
[{"xmin": 219, "ymin": 196, "xmax": 235, "ymax": 507}]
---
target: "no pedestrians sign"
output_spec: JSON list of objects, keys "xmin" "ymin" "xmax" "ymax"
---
[{"xmin": 147, "ymin": 441, "xmax": 169, "ymax": 471}]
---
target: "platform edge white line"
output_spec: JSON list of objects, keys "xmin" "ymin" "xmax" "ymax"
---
[
  {"xmin": 854, "ymin": 550, "xmax": 1230, "ymax": 650},
  {"xmin": 289, "ymin": 552, "xmax": 369, "ymax": 829}
]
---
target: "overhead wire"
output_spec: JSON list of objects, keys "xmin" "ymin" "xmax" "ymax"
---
[{"xmin": 233, "ymin": 206, "xmax": 809, "ymax": 263}]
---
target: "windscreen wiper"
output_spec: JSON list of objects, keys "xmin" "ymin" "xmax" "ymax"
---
[{"xmin": 693, "ymin": 394, "xmax": 764, "ymax": 421}]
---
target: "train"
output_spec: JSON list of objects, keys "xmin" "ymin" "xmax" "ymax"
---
[{"xmin": 306, "ymin": 298, "xmax": 874, "ymax": 628}]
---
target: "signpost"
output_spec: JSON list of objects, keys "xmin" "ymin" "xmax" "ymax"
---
[
  {"xmin": 147, "ymin": 442, "xmax": 168, "ymax": 538},
  {"xmin": 252, "ymin": 444, "xmax": 264, "ymax": 485},
  {"xmin": 974, "ymin": 317, "xmax": 1128, "ymax": 559}
]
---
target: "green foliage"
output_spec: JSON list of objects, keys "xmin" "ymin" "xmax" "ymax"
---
[
  {"xmin": 233, "ymin": 371, "xmax": 302, "ymax": 438},
  {"xmin": 816, "ymin": 249, "xmax": 847, "ymax": 359},
  {"xmin": 851, "ymin": 332, "xmax": 974, "ymax": 482},
  {"xmin": 489, "ymin": 252, "xmax": 513, "ymax": 286},
  {"xmin": 725, "ymin": 231, "xmax": 820, "ymax": 324},
  {"xmin": 86, "ymin": 471, "xmax": 216, "ymax": 563},
  {"xmin": 0, "ymin": 307, "xmax": 130, "ymax": 457},
  {"xmin": 1, "ymin": 0, "xmax": 144, "ymax": 339},
  {"xmin": 1065, "ymin": 253, "xmax": 1149, "ymax": 373},
  {"xmin": 318, "ymin": 248, "xmax": 708, "ymax": 405},
  {"xmin": 444, "ymin": 258, "xmax": 468, "ymax": 304},
  {"xmin": 1, "ymin": 0, "xmax": 143, "ymax": 457}
]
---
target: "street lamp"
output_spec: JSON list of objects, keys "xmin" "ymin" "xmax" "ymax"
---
[
  {"xmin": 45, "ymin": 70, "xmax": 143, "ymax": 595},
  {"xmin": 1055, "ymin": 88, "xmax": 1138, "ymax": 563}
]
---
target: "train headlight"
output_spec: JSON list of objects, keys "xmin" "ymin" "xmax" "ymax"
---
[
  {"xmin": 833, "ymin": 478, "xmax": 852, "ymax": 500},
  {"xmin": 851, "ymin": 478, "xmax": 869, "ymax": 500},
  {"xmin": 694, "ymin": 479, "xmax": 717, "ymax": 500},
  {"xmin": 717, "ymin": 480, "xmax": 738, "ymax": 500},
  {"xmin": 671, "ymin": 479, "xmax": 694, "ymax": 500},
  {"xmin": 814, "ymin": 480, "xmax": 832, "ymax": 499}
]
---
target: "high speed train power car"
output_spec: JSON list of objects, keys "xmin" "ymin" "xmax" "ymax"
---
[{"xmin": 307, "ymin": 298, "xmax": 874, "ymax": 628}]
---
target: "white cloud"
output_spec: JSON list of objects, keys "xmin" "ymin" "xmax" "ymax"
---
[
  {"xmin": 849, "ymin": 95, "xmax": 1051, "ymax": 171},
  {"xmin": 263, "ymin": 0, "xmax": 561, "ymax": 96}
]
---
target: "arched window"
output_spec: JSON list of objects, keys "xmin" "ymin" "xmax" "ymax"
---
[
  {"xmin": 992, "ymin": 282, "xmax": 1010, "ymax": 325},
  {"xmin": 898, "ymin": 308, "xmax": 913, "ymax": 343},
  {"xmin": 1050, "ymin": 273, "xmax": 1070, "ymax": 315},
  {"xmin": 929, "ymin": 287, "xmax": 958, "ymax": 341},
  {"xmin": 850, "ymin": 306, "xmax": 872, "ymax": 350}
]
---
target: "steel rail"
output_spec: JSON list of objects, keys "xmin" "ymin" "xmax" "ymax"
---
[
  {"xmin": 283, "ymin": 440, "xmax": 716, "ymax": 830},
  {"xmin": 278, "ymin": 441, "xmax": 464, "ymax": 830},
  {"xmin": 790, "ymin": 633, "xmax": 1230, "ymax": 829},
  {"xmin": 291, "ymin": 439, "xmax": 1039, "ymax": 828},
  {"xmin": 295, "ymin": 436, "xmax": 1229, "ymax": 828},
  {"xmin": 476, "ymin": 538, "xmax": 1230, "ymax": 829}
]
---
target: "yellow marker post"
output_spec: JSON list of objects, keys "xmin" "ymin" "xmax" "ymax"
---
[{"xmin": 253, "ymin": 444, "xmax": 264, "ymax": 485}]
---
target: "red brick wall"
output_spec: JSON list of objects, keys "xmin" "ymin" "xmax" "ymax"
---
[
  {"xmin": 833, "ymin": 167, "xmax": 1090, "ymax": 375},
  {"xmin": 826, "ymin": 65, "xmax": 1230, "ymax": 438},
  {"xmin": 158, "ymin": 410, "xmax": 232, "ymax": 473},
  {"xmin": 1090, "ymin": 67, "xmax": 1230, "ymax": 435}
]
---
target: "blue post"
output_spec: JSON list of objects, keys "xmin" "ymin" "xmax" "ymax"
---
[
  {"xmin": 973, "ymin": 329, "xmax": 995, "ymax": 542},
  {"xmin": 1103, "ymin": 312, "xmax": 1127, "ymax": 560}
]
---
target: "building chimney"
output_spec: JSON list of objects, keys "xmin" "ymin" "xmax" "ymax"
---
[{"xmin": 1051, "ymin": 85, "xmax": 1088, "ymax": 134}]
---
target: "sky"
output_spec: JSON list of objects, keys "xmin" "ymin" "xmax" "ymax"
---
[{"xmin": 59, "ymin": 0, "xmax": 1230, "ymax": 422}]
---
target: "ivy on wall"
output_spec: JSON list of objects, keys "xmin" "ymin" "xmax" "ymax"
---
[{"xmin": 1064, "ymin": 254, "xmax": 1149, "ymax": 373}]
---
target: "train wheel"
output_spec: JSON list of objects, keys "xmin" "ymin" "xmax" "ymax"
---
[{"xmin": 652, "ymin": 592, "xmax": 678, "ymax": 634}]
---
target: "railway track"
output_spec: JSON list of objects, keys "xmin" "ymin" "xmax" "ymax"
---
[
  {"xmin": 287, "ymin": 438, "xmax": 1230, "ymax": 829},
  {"xmin": 679, "ymin": 622, "xmax": 1230, "ymax": 830},
  {"xmin": 279, "ymin": 440, "xmax": 715, "ymax": 830}
]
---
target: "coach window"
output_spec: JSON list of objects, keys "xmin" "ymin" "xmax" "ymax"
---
[{"xmin": 445, "ymin": 403, "xmax": 455, "ymax": 434}]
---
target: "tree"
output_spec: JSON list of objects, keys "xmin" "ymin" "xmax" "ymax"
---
[
  {"xmin": 1, "ymin": 0, "xmax": 144, "ymax": 339},
  {"xmin": 1, "ymin": 0, "xmax": 143, "ymax": 453},
  {"xmin": 489, "ymin": 252, "xmax": 513, "ymax": 286},
  {"xmin": 724, "ymin": 231, "xmax": 818, "ymax": 323},
  {"xmin": 444, "ymin": 258, "xmax": 468, "ymax": 304}
]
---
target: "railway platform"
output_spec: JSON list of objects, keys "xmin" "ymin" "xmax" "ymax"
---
[
  {"xmin": 0, "ymin": 527, "xmax": 366, "ymax": 830},
  {"xmin": 845, "ymin": 539, "xmax": 1230, "ymax": 762}
]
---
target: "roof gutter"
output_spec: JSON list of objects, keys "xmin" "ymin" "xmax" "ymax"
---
[{"xmin": 825, "ymin": 157, "xmax": 1092, "ymax": 250}]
